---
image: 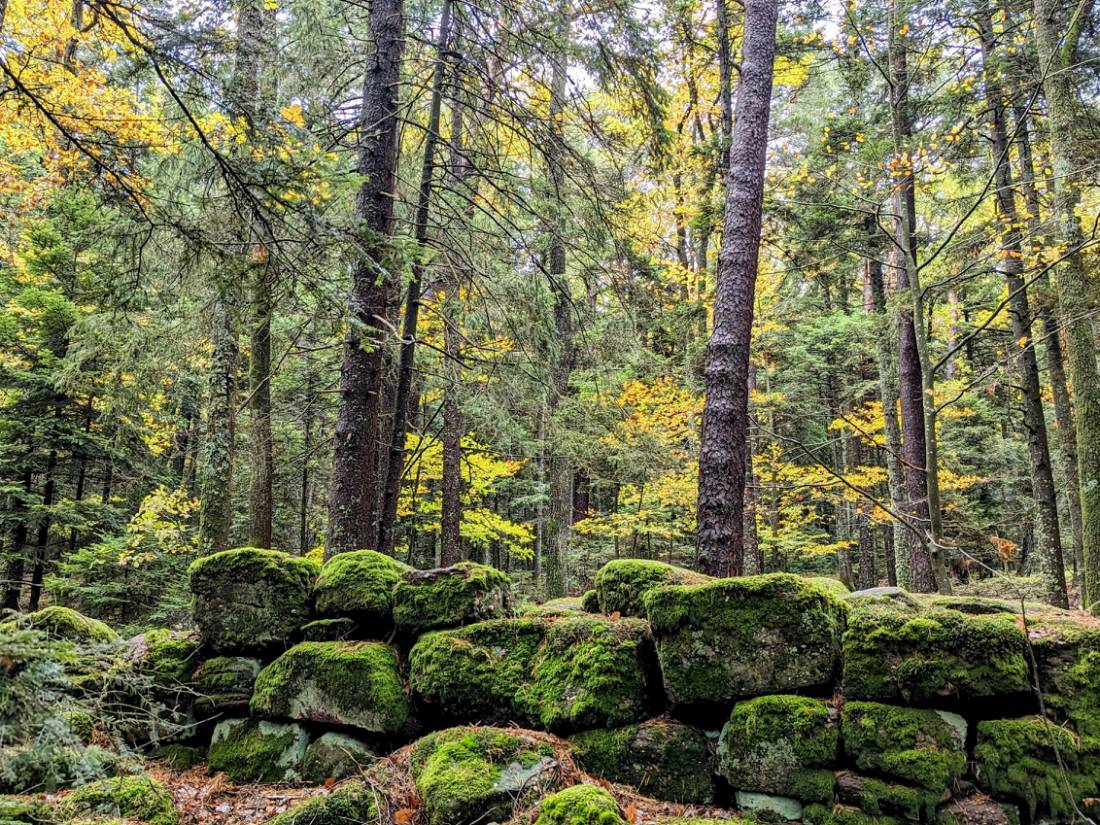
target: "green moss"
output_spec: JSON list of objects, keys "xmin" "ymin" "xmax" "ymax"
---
[
  {"xmin": 134, "ymin": 629, "xmax": 200, "ymax": 685},
  {"xmin": 644, "ymin": 574, "xmax": 847, "ymax": 705},
  {"xmin": 154, "ymin": 745, "xmax": 205, "ymax": 772},
  {"xmin": 0, "ymin": 746, "xmax": 120, "ymax": 794},
  {"xmin": 312, "ymin": 550, "xmax": 411, "ymax": 625},
  {"xmin": 410, "ymin": 728, "xmax": 558, "ymax": 825},
  {"xmin": 718, "ymin": 695, "xmax": 838, "ymax": 799},
  {"xmin": 0, "ymin": 796, "xmax": 50, "ymax": 824},
  {"xmin": 265, "ymin": 783, "xmax": 379, "ymax": 825},
  {"xmin": 841, "ymin": 702, "xmax": 965, "ymax": 792},
  {"xmin": 594, "ymin": 560, "xmax": 710, "ymax": 617},
  {"xmin": 23, "ymin": 607, "xmax": 117, "ymax": 643},
  {"xmin": 973, "ymin": 716, "xmax": 1097, "ymax": 820},
  {"xmin": 836, "ymin": 773, "xmax": 938, "ymax": 821},
  {"xmin": 533, "ymin": 598, "xmax": 586, "ymax": 616},
  {"xmin": 188, "ymin": 548, "xmax": 318, "ymax": 653},
  {"xmin": 61, "ymin": 708, "xmax": 95, "ymax": 743},
  {"xmin": 534, "ymin": 785, "xmax": 627, "ymax": 825},
  {"xmin": 409, "ymin": 619, "xmax": 545, "ymax": 724},
  {"xmin": 809, "ymin": 577, "xmax": 850, "ymax": 597},
  {"xmin": 251, "ymin": 641, "xmax": 409, "ymax": 734},
  {"xmin": 570, "ymin": 718, "xmax": 714, "ymax": 803},
  {"xmin": 802, "ymin": 804, "xmax": 900, "ymax": 825},
  {"xmin": 1030, "ymin": 620, "xmax": 1100, "ymax": 747},
  {"xmin": 392, "ymin": 562, "xmax": 512, "ymax": 635},
  {"xmin": 581, "ymin": 590, "xmax": 600, "ymax": 613},
  {"xmin": 192, "ymin": 657, "xmax": 261, "ymax": 715},
  {"xmin": 300, "ymin": 733, "xmax": 375, "ymax": 784},
  {"xmin": 57, "ymin": 776, "xmax": 176, "ymax": 825},
  {"xmin": 841, "ymin": 604, "xmax": 1029, "ymax": 703},
  {"xmin": 299, "ymin": 618, "xmax": 356, "ymax": 642},
  {"xmin": 207, "ymin": 719, "xmax": 308, "ymax": 783}
]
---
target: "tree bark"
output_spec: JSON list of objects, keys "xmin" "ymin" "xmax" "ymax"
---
[
  {"xmin": 2, "ymin": 469, "xmax": 33, "ymax": 611},
  {"xmin": 27, "ymin": 449, "xmax": 56, "ymax": 612},
  {"xmin": 197, "ymin": 297, "xmax": 238, "ymax": 554},
  {"xmin": 326, "ymin": 0, "xmax": 405, "ymax": 558},
  {"xmin": 978, "ymin": 6, "xmax": 1067, "ymax": 606},
  {"xmin": 696, "ymin": 0, "xmax": 777, "ymax": 578}
]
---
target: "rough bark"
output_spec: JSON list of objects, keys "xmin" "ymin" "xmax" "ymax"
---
[
  {"xmin": 326, "ymin": 0, "xmax": 405, "ymax": 558},
  {"xmin": 197, "ymin": 297, "xmax": 238, "ymax": 554},
  {"xmin": 2, "ymin": 469, "xmax": 33, "ymax": 611},
  {"xmin": 27, "ymin": 449, "xmax": 56, "ymax": 612},
  {"xmin": 978, "ymin": 7, "xmax": 1067, "ymax": 606},
  {"xmin": 696, "ymin": 0, "xmax": 777, "ymax": 578}
]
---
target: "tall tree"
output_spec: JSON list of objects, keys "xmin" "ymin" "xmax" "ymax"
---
[{"xmin": 696, "ymin": 0, "xmax": 778, "ymax": 577}]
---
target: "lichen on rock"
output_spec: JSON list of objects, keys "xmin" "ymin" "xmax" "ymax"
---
[{"xmin": 206, "ymin": 718, "xmax": 308, "ymax": 783}]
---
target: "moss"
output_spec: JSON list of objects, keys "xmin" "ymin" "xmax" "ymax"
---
[
  {"xmin": 23, "ymin": 607, "xmax": 117, "ymax": 643},
  {"xmin": 392, "ymin": 562, "xmax": 512, "ymax": 635},
  {"xmin": 251, "ymin": 641, "xmax": 409, "ymax": 734},
  {"xmin": 312, "ymin": 550, "xmax": 411, "ymax": 627},
  {"xmin": 409, "ymin": 618, "xmax": 545, "ymax": 725},
  {"xmin": 841, "ymin": 603, "xmax": 1029, "ymax": 703},
  {"xmin": 718, "ymin": 695, "xmax": 838, "ymax": 799},
  {"xmin": 1029, "ymin": 620, "xmax": 1100, "ymax": 747},
  {"xmin": 0, "ymin": 796, "xmax": 51, "ymax": 824},
  {"xmin": 644, "ymin": 574, "xmax": 847, "ymax": 705},
  {"xmin": 534, "ymin": 785, "xmax": 627, "ymax": 825},
  {"xmin": 836, "ymin": 772, "xmax": 938, "ymax": 821},
  {"xmin": 522, "ymin": 616, "xmax": 653, "ymax": 730},
  {"xmin": 0, "ymin": 745, "xmax": 120, "ymax": 794},
  {"xmin": 188, "ymin": 548, "xmax": 318, "ymax": 653},
  {"xmin": 410, "ymin": 728, "xmax": 558, "ymax": 825},
  {"xmin": 570, "ymin": 718, "xmax": 714, "ymax": 803},
  {"xmin": 61, "ymin": 708, "xmax": 96, "ymax": 743},
  {"xmin": 581, "ymin": 590, "xmax": 600, "ymax": 613},
  {"xmin": 192, "ymin": 657, "xmax": 261, "ymax": 715},
  {"xmin": 841, "ymin": 702, "xmax": 965, "ymax": 792},
  {"xmin": 154, "ymin": 745, "xmax": 205, "ymax": 772},
  {"xmin": 133, "ymin": 629, "xmax": 200, "ymax": 685},
  {"xmin": 973, "ymin": 716, "xmax": 1097, "ymax": 820},
  {"xmin": 809, "ymin": 577, "xmax": 850, "ymax": 597},
  {"xmin": 266, "ymin": 783, "xmax": 379, "ymax": 825},
  {"xmin": 533, "ymin": 598, "xmax": 586, "ymax": 617},
  {"xmin": 56, "ymin": 776, "xmax": 176, "ymax": 825},
  {"xmin": 594, "ymin": 559, "xmax": 710, "ymax": 617},
  {"xmin": 802, "ymin": 804, "xmax": 901, "ymax": 825},
  {"xmin": 300, "ymin": 733, "xmax": 374, "ymax": 784},
  {"xmin": 299, "ymin": 618, "xmax": 356, "ymax": 642},
  {"xmin": 207, "ymin": 719, "xmax": 308, "ymax": 783}
]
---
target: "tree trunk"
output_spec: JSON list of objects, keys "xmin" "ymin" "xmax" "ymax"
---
[
  {"xmin": 696, "ymin": 0, "xmax": 778, "ymax": 578},
  {"xmin": 1031, "ymin": 0, "xmax": 1100, "ymax": 611},
  {"xmin": 378, "ymin": 0, "xmax": 454, "ymax": 555},
  {"xmin": 326, "ymin": 0, "xmax": 405, "ymax": 558},
  {"xmin": 197, "ymin": 297, "xmax": 238, "ymax": 554},
  {"xmin": 27, "ymin": 449, "xmax": 56, "ymax": 612},
  {"xmin": 2, "ymin": 469, "xmax": 33, "ymax": 611},
  {"xmin": 978, "ymin": 6, "xmax": 1067, "ymax": 606}
]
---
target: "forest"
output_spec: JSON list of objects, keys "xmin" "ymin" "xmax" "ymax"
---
[{"xmin": 2, "ymin": 0, "xmax": 1100, "ymax": 823}]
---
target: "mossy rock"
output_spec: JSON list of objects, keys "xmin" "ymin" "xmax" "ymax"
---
[
  {"xmin": 192, "ymin": 656, "xmax": 261, "ymax": 716},
  {"xmin": 581, "ymin": 590, "xmax": 600, "ymax": 613},
  {"xmin": 841, "ymin": 602, "xmax": 1029, "ymax": 703},
  {"xmin": 409, "ymin": 727, "xmax": 560, "ymax": 825},
  {"xmin": 973, "ymin": 715, "xmax": 1100, "ymax": 821},
  {"xmin": 1028, "ymin": 618, "xmax": 1100, "ymax": 746},
  {"xmin": 56, "ymin": 776, "xmax": 177, "ymax": 825},
  {"xmin": 802, "ymin": 803, "xmax": 901, "ymax": 825},
  {"xmin": 207, "ymin": 719, "xmax": 308, "ymax": 783},
  {"xmin": 0, "ymin": 745, "xmax": 120, "ymax": 794},
  {"xmin": 570, "ymin": 718, "xmax": 714, "ymax": 803},
  {"xmin": 250, "ymin": 641, "xmax": 409, "ymax": 734},
  {"xmin": 299, "ymin": 618, "xmax": 356, "ymax": 642},
  {"xmin": 644, "ymin": 574, "xmax": 847, "ymax": 705},
  {"xmin": 841, "ymin": 702, "xmax": 965, "ymax": 792},
  {"xmin": 835, "ymin": 771, "xmax": 939, "ymax": 821},
  {"xmin": 0, "ymin": 795, "xmax": 51, "ymax": 824},
  {"xmin": 718, "ymin": 695, "xmax": 837, "ymax": 803},
  {"xmin": 409, "ymin": 615, "xmax": 655, "ymax": 731},
  {"xmin": 594, "ymin": 559, "xmax": 710, "ymax": 617},
  {"xmin": 312, "ymin": 550, "xmax": 411, "ymax": 629},
  {"xmin": 154, "ymin": 745, "xmax": 205, "ymax": 772},
  {"xmin": 392, "ymin": 561, "xmax": 512, "ymax": 635},
  {"xmin": 809, "ymin": 577, "xmax": 850, "ymax": 597},
  {"xmin": 265, "ymin": 782, "xmax": 379, "ymax": 825},
  {"xmin": 531, "ymin": 597, "xmax": 587, "ymax": 617},
  {"xmin": 126, "ymin": 629, "xmax": 201, "ymax": 686},
  {"xmin": 735, "ymin": 791, "xmax": 803, "ymax": 821},
  {"xmin": 300, "ymin": 733, "xmax": 375, "ymax": 784},
  {"xmin": 188, "ymin": 548, "xmax": 318, "ymax": 653},
  {"xmin": 935, "ymin": 795, "xmax": 1020, "ymax": 825},
  {"xmin": 533, "ymin": 785, "xmax": 627, "ymax": 825},
  {"xmin": 22, "ymin": 606, "xmax": 118, "ymax": 644}
]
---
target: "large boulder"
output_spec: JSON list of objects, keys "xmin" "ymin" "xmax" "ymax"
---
[
  {"xmin": 409, "ymin": 727, "xmax": 560, "ymax": 825},
  {"xmin": 192, "ymin": 656, "xmax": 261, "ymax": 716},
  {"xmin": 207, "ymin": 718, "xmax": 308, "ymax": 783},
  {"xmin": 55, "ymin": 775, "xmax": 177, "ymax": 825},
  {"xmin": 392, "ymin": 561, "xmax": 512, "ymax": 635},
  {"xmin": 251, "ymin": 641, "xmax": 409, "ymax": 734},
  {"xmin": 841, "ymin": 701, "xmax": 965, "ymax": 793},
  {"xmin": 593, "ymin": 559, "xmax": 710, "ymax": 617},
  {"xmin": 717, "ymin": 694, "xmax": 837, "ymax": 804},
  {"xmin": 644, "ymin": 574, "xmax": 847, "ymax": 705},
  {"xmin": 533, "ymin": 785, "xmax": 627, "ymax": 825},
  {"xmin": 973, "ymin": 715, "xmax": 1100, "ymax": 821},
  {"xmin": 265, "ymin": 782, "xmax": 378, "ymax": 825},
  {"xmin": 409, "ymin": 615, "xmax": 655, "ymax": 731},
  {"xmin": 835, "ymin": 771, "xmax": 941, "ymax": 822},
  {"xmin": 1029, "ymin": 617, "xmax": 1100, "ymax": 746},
  {"xmin": 188, "ymin": 548, "xmax": 317, "ymax": 653},
  {"xmin": 300, "ymin": 733, "xmax": 375, "ymax": 784},
  {"xmin": 841, "ymin": 601, "xmax": 1029, "ymax": 703},
  {"xmin": 312, "ymin": 549, "xmax": 412, "ymax": 630},
  {"xmin": 570, "ymin": 718, "xmax": 714, "ymax": 803},
  {"xmin": 19, "ymin": 606, "xmax": 118, "ymax": 644}
]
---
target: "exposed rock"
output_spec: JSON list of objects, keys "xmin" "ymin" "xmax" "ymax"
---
[
  {"xmin": 594, "ymin": 559, "xmax": 710, "ymax": 617},
  {"xmin": 300, "ymin": 733, "xmax": 375, "ymax": 783},
  {"xmin": 718, "ymin": 694, "xmax": 837, "ymax": 804},
  {"xmin": 192, "ymin": 656, "xmax": 261, "ymax": 716},
  {"xmin": 735, "ymin": 790, "xmax": 803, "ymax": 821},
  {"xmin": 533, "ymin": 785, "xmax": 627, "ymax": 825},
  {"xmin": 645, "ymin": 573, "xmax": 847, "ymax": 705},
  {"xmin": 1028, "ymin": 618, "xmax": 1100, "ymax": 745},
  {"xmin": 188, "ymin": 548, "xmax": 317, "ymax": 653},
  {"xmin": 55, "ymin": 775, "xmax": 177, "ymax": 825},
  {"xmin": 250, "ymin": 641, "xmax": 409, "ymax": 734},
  {"xmin": 570, "ymin": 717, "xmax": 714, "ymax": 803},
  {"xmin": 392, "ymin": 561, "xmax": 512, "ymax": 635},
  {"xmin": 207, "ymin": 718, "xmax": 308, "ymax": 783},
  {"xmin": 299, "ymin": 617, "xmax": 357, "ymax": 642},
  {"xmin": 312, "ymin": 549, "xmax": 412, "ymax": 630}
]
